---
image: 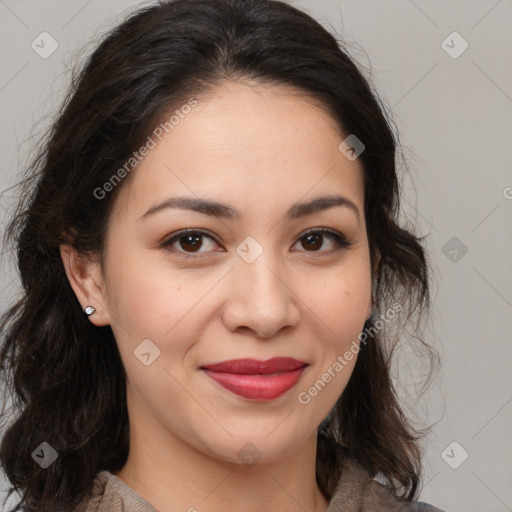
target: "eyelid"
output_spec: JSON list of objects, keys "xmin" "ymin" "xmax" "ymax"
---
[
  {"xmin": 160, "ymin": 227, "xmax": 352, "ymax": 257},
  {"xmin": 160, "ymin": 228, "xmax": 220, "ymax": 248}
]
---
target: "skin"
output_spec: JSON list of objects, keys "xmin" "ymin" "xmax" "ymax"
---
[{"xmin": 61, "ymin": 80, "xmax": 374, "ymax": 512}]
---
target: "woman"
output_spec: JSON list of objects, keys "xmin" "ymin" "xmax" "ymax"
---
[{"xmin": 0, "ymin": 0, "xmax": 444, "ymax": 510}]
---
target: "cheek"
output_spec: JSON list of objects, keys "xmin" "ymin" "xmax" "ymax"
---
[
  {"xmin": 105, "ymin": 259, "xmax": 202, "ymax": 417},
  {"xmin": 304, "ymin": 263, "xmax": 371, "ymax": 340},
  {"xmin": 101, "ymin": 245, "xmax": 195, "ymax": 366},
  {"xmin": 296, "ymin": 273, "xmax": 369, "ymax": 415},
  {"xmin": 299, "ymin": 261, "xmax": 370, "ymax": 392},
  {"xmin": 104, "ymin": 242, "xmax": 188, "ymax": 334}
]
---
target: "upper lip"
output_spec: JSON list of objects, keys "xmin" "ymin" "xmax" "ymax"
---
[{"xmin": 201, "ymin": 357, "xmax": 308, "ymax": 374}]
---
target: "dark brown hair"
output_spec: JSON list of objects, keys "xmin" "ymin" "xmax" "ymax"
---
[{"xmin": 0, "ymin": 0, "xmax": 438, "ymax": 510}]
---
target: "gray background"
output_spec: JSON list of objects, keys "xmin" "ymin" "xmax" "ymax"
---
[{"xmin": 0, "ymin": 1, "xmax": 511, "ymax": 511}]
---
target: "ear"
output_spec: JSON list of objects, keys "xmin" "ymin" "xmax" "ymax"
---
[{"xmin": 60, "ymin": 244, "xmax": 111, "ymax": 327}]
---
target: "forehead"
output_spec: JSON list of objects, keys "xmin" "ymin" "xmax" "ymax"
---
[{"xmin": 111, "ymin": 80, "xmax": 365, "ymax": 223}]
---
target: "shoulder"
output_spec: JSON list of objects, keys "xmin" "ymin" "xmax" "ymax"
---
[
  {"xmin": 70, "ymin": 470, "xmax": 110, "ymax": 512},
  {"xmin": 71, "ymin": 470, "xmax": 157, "ymax": 512},
  {"xmin": 329, "ymin": 455, "xmax": 446, "ymax": 512},
  {"xmin": 365, "ymin": 479, "xmax": 446, "ymax": 511}
]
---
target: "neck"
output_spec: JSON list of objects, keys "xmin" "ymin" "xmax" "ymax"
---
[{"xmin": 115, "ymin": 399, "xmax": 329, "ymax": 512}]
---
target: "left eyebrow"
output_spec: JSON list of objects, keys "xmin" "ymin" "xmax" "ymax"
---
[{"xmin": 138, "ymin": 194, "xmax": 361, "ymax": 225}]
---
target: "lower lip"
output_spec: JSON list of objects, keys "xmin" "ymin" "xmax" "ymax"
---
[{"xmin": 202, "ymin": 366, "xmax": 307, "ymax": 400}]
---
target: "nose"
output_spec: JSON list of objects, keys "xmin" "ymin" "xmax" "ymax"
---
[{"xmin": 221, "ymin": 253, "xmax": 300, "ymax": 339}]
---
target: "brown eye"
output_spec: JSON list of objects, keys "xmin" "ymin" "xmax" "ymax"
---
[
  {"xmin": 301, "ymin": 232, "xmax": 323, "ymax": 251},
  {"xmin": 161, "ymin": 227, "xmax": 351, "ymax": 259},
  {"xmin": 177, "ymin": 233, "xmax": 203, "ymax": 252},
  {"xmin": 294, "ymin": 229, "xmax": 352, "ymax": 253},
  {"xmin": 161, "ymin": 229, "xmax": 219, "ymax": 256}
]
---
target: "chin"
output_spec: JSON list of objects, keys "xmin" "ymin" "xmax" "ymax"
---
[{"xmin": 205, "ymin": 431, "xmax": 308, "ymax": 467}]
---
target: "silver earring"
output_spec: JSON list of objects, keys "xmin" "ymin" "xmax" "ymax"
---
[{"xmin": 84, "ymin": 306, "xmax": 96, "ymax": 316}]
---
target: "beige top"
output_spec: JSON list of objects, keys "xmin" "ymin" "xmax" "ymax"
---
[{"xmin": 72, "ymin": 457, "xmax": 445, "ymax": 512}]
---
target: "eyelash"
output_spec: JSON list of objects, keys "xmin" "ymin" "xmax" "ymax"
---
[{"xmin": 160, "ymin": 228, "xmax": 352, "ymax": 259}]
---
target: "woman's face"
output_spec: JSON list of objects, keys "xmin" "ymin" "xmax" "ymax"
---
[{"xmin": 85, "ymin": 81, "xmax": 372, "ymax": 465}]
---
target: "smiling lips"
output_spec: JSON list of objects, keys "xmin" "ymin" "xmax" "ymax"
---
[{"xmin": 201, "ymin": 357, "xmax": 308, "ymax": 400}]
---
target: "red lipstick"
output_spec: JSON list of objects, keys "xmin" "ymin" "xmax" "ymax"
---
[{"xmin": 201, "ymin": 357, "xmax": 308, "ymax": 400}]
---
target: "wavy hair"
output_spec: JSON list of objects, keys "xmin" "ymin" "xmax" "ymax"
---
[{"xmin": 0, "ymin": 0, "xmax": 438, "ymax": 510}]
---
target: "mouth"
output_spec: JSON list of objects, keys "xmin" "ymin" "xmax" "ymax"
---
[{"xmin": 200, "ymin": 357, "xmax": 309, "ymax": 401}]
